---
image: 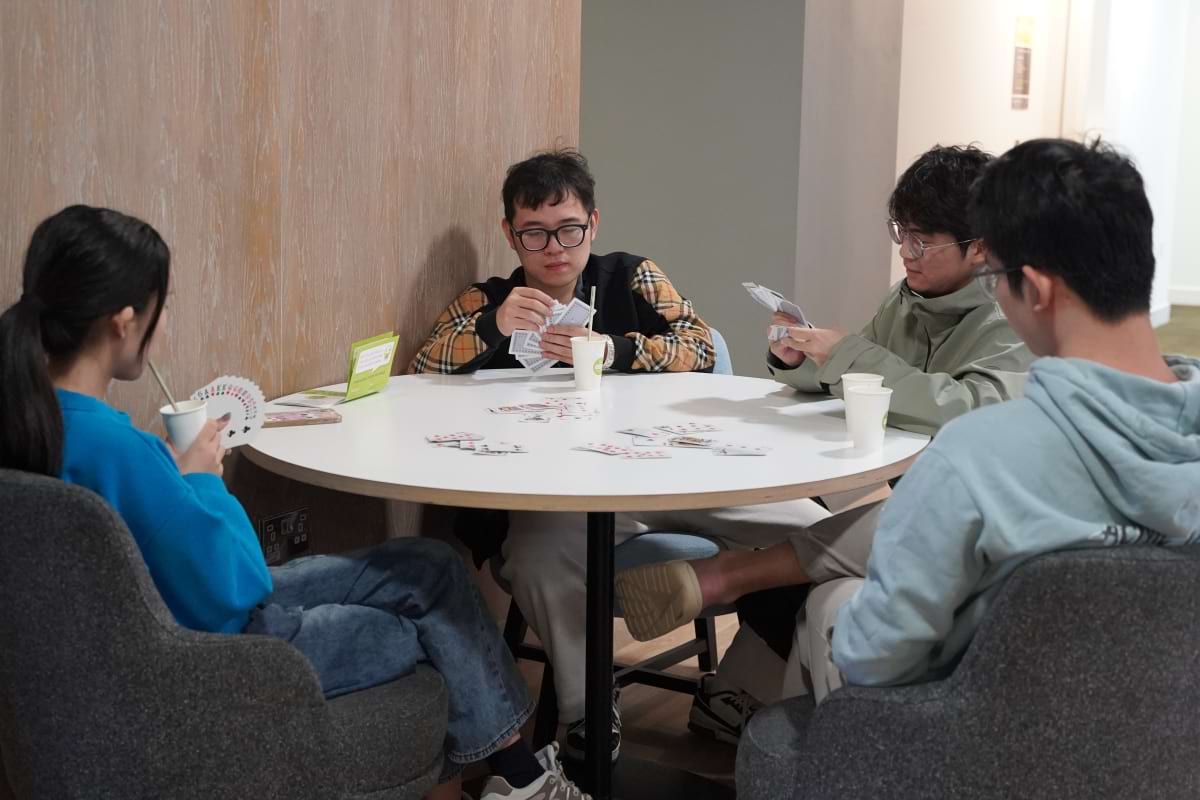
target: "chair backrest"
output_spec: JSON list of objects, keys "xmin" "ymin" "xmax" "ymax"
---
[
  {"xmin": 710, "ymin": 327, "xmax": 733, "ymax": 375},
  {"xmin": 0, "ymin": 469, "xmax": 335, "ymax": 799},
  {"xmin": 801, "ymin": 545, "xmax": 1200, "ymax": 799}
]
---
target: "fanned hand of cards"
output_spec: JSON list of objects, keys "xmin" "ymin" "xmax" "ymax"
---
[
  {"xmin": 191, "ymin": 376, "xmax": 266, "ymax": 447},
  {"xmin": 742, "ymin": 282, "xmax": 811, "ymax": 330},
  {"xmin": 508, "ymin": 298, "xmax": 596, "ymax": 373}
]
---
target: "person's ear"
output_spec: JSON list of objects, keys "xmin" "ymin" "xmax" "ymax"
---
[
  {"xmin": 501, "ymin": 218, "xmax": 517, "ymax": 252},
  {"xmin": 589, "ymin": 207, "xmax": 600, "ymax": 241},
  {"xmin": 968, "ymin": 240, "xmax": 987, "ymax": 267},
  {"xmin": 109, "ymin": 306, "xmax": 137, "ymax": 340},
  {"xmin": 1021, "ymin": 266, "xmax": 1055, "ymax": 313}
]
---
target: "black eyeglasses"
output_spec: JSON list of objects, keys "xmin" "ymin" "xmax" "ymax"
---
[
  {"xmin": 512, "ymin": 222, "xmax": 591, "ymax": 252},
  {"xmin": 972, "ymin": 264, "xmax": 1023, "ymax": 299}
]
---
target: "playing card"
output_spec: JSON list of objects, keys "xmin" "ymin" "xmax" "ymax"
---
[
  {"xmin": 669, "ymin": 435, "xmax": 718, "ymax": 448},
  {"xmin": 426, "ymin": 432, "xmax": 485, "ymax": 442},
  {"xmin": 554, "ymin": 298, "xmax": 595, "ymax": 328},
  {"xmin": 743, "ymin": 282, "xmax": 811, "ymax": 327},
  {"xmin": 578, "ymin": 442, "xmax": 631, "ymax": 456},
  {"xmin": 657, "ymin": 423, "xmax": 720, "ymax": 435},
  {"xmin": 768, "ymin": 325, "xmax": 791, "ymax": 343},
  {"xmin": 715, "ymin": 444, "xmax": 771, "ymax": 456},
  {"xmin": 618, "ymin": 427, "xmax": 669, "ymax": 439},
  {"xmin": 509, "ymin": 330, "xmax": 544, "ymax": 356},
  {"xmin": 623, "ymin": 450, "xmax": 671, "ymax": 459},
  {"xmin": 631, "ymin": 436, "xmax": 668, "ymax": 447},
  {"xmin": 522, "ymin": 356, "xmax": 557, "ymax": 374},
  {"xmin": 520, "ymin": 412, "xmax": 551, "ymax": 423},
  {"xmin": 779, "ymin": 299, "xmax": 810, "ymax": 327},
  {"xmin": 190, "ymin": 375, "xmax": 265, "ymax": 448},
  {"xmin": 742, "ymin": 282, "xmax": 778, "ymax": 311},
  {"xmin": 476, "ymin": 442, "xmax": 526, "ymax": 454}
]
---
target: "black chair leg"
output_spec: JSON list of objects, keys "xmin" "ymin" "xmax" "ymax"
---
[
  {"xmin": 502, "ymin": 601, "xmax": 528, "ymax": 658},
  {"xmin": 695, "ymin": 616, "xmax": 718, "ymax": 672},
  {"xmin": 532, "ymin": 663, "xmax": 560, "ymax": 749}
]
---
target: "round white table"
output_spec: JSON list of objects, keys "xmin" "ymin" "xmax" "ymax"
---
[{"xmin": 245, "ymin": 370, "xmax": 929, "ymax": 798}]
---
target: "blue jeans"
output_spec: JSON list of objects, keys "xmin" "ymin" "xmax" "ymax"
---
[{"xmin": 244, "ymin": 537, "xmax": 533, "ymax": 769}]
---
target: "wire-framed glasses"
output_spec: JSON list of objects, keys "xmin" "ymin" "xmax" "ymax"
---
[{"xmin": 887, "ymin": 219, "xmax": 977, "ymax": 260}]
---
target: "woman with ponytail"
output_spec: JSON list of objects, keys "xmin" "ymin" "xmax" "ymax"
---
[{"xmin": 1, "ymin": 206, "xmax": 586, "ymax": 800}]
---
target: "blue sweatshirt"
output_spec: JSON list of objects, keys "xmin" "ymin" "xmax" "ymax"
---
[
  {"xmin": 57, "ymin": 389, "xmax": 272, "ymax": 633},
  {"xmin": 833, "ymin": 356, "xmax": 1200, "ymax": 687}
]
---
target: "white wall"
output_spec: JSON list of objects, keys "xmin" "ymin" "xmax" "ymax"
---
[
  {"xmin": 892, "ymin": 0, "xmax": 1071, "ymax": 282},
  {"xmin": 1170, "ymin": 0, "xmax": 1200, "ymax": 306},
  {"xmin": 797, "ymin": 0, "xmax": 906, "ymax": 325},
  {"xmin": 580, "ymin": 1, "xmax": 807, "ymax": 374},
  {"xmin": 580, "ymin": 0, "xmax": 905, "ymax": 374},
  {"xmin": 1065, "ymin": 0, "xmax": 1191, "ymax": 325}
]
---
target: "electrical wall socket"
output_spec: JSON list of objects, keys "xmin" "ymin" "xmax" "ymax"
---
[{"xmin": 259, "ymin": 507, "xmax": 311, "ymax": 565}]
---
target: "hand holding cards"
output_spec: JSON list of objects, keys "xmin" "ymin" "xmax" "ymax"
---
[
  {"xmin": 190, "ymin": 376, "xmax": 266, "ymax": 447},
  {"xmin": 743, "ymin": 282, "xmax": 810, "ymax": 329},
  {"xmin": 508, "ymin": 298, "xmax": 595, "ymax": 373}
]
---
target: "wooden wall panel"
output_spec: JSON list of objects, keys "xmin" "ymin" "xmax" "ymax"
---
[
  {"xmin": 0, "ymin": 0, "xmax": 282, "ymax": 426},
  {"xmin": 0, "ymin": 1, "xmax": 581, "ymax": 553}
]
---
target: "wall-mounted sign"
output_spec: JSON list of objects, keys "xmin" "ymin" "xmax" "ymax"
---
[{"xmin": 1012, "ymin": 15, "xmax": 1034, "ymax": 110}]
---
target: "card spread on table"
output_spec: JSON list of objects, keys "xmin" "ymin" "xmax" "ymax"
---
[
  {"xmin": 191, "ymin": 376, "xmax": 265, "ymax": 447},
  {"xmin": 623, "ymin": 449, "xmax": 671, "ymax": 460},
  {"xmin": 263, "ymin": 408, "xmax": 342, "ymax": 428},
  {"xmin": 742, "ymin": 282, "xmax": 811, "ymax": 328},
  {"xmin": 426, "ymin": 432, "xmax": 486, "ymax": 443},
  {"xmin": 475, "ymin": 442, "xmax": 527, "ymax": 455},
  {"xmin": 578, "ymin": 442, "xmax": 631, "ymax": 456},
  {"xmin": 657, "ymin": 423, "xmax": 720, "ymax": 435},
  {"xmin": 670, "ymin": 435, "xmax": 718, "ymax": 448},
  {"xmin": 508, "ymin": 298, "xmax": 596, "ymax": 371},
  {"xmin": 714, "ymin": 444, "xmax": 771, "ymax": 456}
]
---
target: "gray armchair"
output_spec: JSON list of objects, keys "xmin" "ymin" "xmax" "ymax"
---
[
  {"xmin": 0, "ymin": 468, "xmax": 448, "ymax": 800},
  {"xmin": 738, "ymin": 545, "xmax": 1200, "ymax": 799}
]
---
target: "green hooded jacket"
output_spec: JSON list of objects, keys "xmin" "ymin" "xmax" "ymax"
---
[{"xmin": 770, "ymin": 280, "xmax": 1032, "ymax": 435}]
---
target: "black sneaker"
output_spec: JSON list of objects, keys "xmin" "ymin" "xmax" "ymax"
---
[
  {"xmin": 562, "ymin": 689, "xmax": 621, "ymax": 764},
  {"xmin": 688, "ymin": 673, "xmax": 760, "ymax": 745}
]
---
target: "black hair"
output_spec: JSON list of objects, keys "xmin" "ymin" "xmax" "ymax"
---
[
  {"xmin": 502, "ymin": 148, "xmax": 596, "ymax": 222},
  {"xmin": 888, "ymin": 144, "xmax": 994, "ymax": 253},
  {"xmin": 0, "ymin": 205, "xmax": 170, "ymax": 475},
  {"xmin": 968, "ymin": 138, "xmax": 1153, "ymax": 321}
]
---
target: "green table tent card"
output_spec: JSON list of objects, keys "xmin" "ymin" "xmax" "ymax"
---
[{"xmin": 276, "ymin": 332, "xmax": 399, "ymax": 408}]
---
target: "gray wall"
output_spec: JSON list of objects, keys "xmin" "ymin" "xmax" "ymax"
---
[{"xmin": 581, "ymin": 0, "xmax": 903, "ymax": 376}]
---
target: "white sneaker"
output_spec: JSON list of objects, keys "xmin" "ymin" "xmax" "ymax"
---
[
  {"xmin": 688, "ymin": 673, "xmax": 761, "ymax": 745},
  {"xmin": 479, "ymin": 762, "xmax": 591, "ymax": 800},
  {"xmin": 533, "ymin": 741, "xmax": 568, "ymax": 777}
]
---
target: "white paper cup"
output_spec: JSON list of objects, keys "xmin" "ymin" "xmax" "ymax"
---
[
  {"xmin": 844, "ymin": 386, "xmax": 893, "ymax": 452},
  {"xmin": 571, "ymin": 335, "xmax": 607, "ymax": 391},
  {"xmin": 161, "ymin": 399, "xmax": 208, "ymax": 453},
  {"xmin": 840, "ymin": 372, "xmax": 884, "ymax": 392}
]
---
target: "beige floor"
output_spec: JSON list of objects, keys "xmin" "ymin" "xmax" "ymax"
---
[{"xmin": 1157, "ymin": 306, "xmax": 1200, "ymax": 356}]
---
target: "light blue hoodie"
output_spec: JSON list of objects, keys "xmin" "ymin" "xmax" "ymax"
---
[{"xmin": 832, "ymin": 355, "xmax": 1200, "ymax": 688}]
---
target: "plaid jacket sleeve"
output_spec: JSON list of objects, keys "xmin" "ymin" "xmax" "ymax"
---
[
  {"xmin": 626, "ymin": 259, "xmax": 714, "ymax": 372},
  {"xmin": 408, "ymin": 286, "xmax": 492, "ymax": 374}
]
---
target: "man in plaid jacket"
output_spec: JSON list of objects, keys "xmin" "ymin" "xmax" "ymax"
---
[
  {"xmin": 410, "ymin": 150, "xmax": 714, "ymax": 376},
  {"xmin": 409, "ymin": 150, "xmax": 828, "ymax": 762}
]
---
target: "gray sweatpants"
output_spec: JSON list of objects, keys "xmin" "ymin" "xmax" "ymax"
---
[{"xmin": 500, "ymin": 499, "xmax": 882, "ymax": 723}]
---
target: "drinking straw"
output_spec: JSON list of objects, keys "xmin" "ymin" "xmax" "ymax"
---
[
  {"xmin": 147, "ymin": 359, "xmax": 179, "ymax": 412},
  {"xmin": 587, "ymin": 285, "xmax": 597, "ymax": 339}
]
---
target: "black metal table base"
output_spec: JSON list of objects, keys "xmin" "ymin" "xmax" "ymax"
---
[{"xmin": 582, "ymin": 511, "xmax": 735, "ymax": 800}]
